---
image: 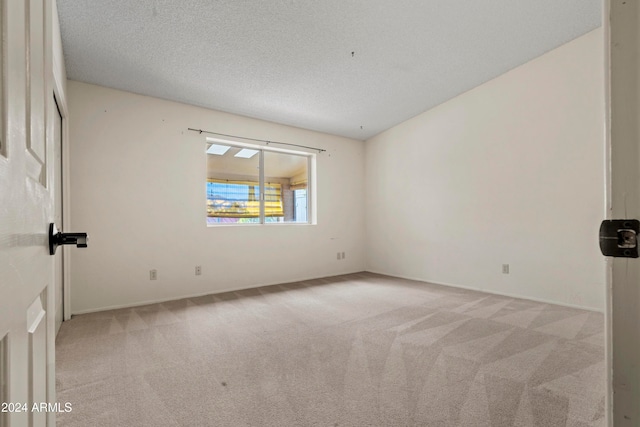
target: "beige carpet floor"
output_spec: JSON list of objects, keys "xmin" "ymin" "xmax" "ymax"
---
[{"xmin": 56, "ymin": 272, "xmax": 605, "ymax": 426}]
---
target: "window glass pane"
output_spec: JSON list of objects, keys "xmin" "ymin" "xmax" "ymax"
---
[
  {"xmin": 263, "ymin": 150, "xmax": 309, "ymax": 223},
  {"xmin": 207, "ymin": 145, "xmax": 260, "ymax": 225}
]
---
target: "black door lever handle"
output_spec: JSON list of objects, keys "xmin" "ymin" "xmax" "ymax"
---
[{"xmin": 49, "ymin": 223, "xmax": 89, "ymax": 255}]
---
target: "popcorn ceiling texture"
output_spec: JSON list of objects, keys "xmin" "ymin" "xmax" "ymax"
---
[{"xmin": 57, "ymin": 0, "xmax": 601, "ymax": 140}]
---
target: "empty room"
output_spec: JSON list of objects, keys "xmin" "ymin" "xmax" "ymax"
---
[{"xmin": 5, "ymin": 0, "xmax": 640, "ymax": 426}]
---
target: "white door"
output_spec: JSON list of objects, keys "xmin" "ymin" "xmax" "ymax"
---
[
  {"xmin": 608, "ymin": 0, "xmax": 640, "ymax": 424},
  {"xmin": 0, "ymin": 1, "xmax": 58, "ymax": 426}
]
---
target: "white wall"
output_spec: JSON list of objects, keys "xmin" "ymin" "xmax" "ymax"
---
[
  {"xmin": 68, "ymin": 82, "xmax": 365, "ymax": 313},
  {"xmin": 365, "ymin": 28, "xmax": 606, "ymax": 311}
]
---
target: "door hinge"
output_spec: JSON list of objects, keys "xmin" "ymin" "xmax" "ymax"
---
[{"xmin": 599, "ymin": 219, "xmax": 640, "ymax": 258}]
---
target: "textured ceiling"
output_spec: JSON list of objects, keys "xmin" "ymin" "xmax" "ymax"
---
[{"xmin": 57, "ymin": 0, "xmax": 601, "ymax": 140}]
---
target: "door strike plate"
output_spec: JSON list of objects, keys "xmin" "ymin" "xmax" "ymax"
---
[{"xmin": 599, "ymin": 219, "xmax": 640, "ymax": 258}]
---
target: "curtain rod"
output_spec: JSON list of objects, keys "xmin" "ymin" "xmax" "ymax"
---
[{"xmin": 188, "ymin": 128, "xmax": 326, "ymax": 153}]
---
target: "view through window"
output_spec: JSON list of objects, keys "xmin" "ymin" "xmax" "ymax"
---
[{"xmin": 206, "ymin": 140, "xmax": 312, "ymax": 225}]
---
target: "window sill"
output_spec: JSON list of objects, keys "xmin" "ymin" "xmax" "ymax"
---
[{"xmin": 206, "ymin": 222, "xmax": 315, "ymax": 228}]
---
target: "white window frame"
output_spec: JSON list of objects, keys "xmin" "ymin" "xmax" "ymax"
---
[{"xmin": 206, "ymin": 136, "xmax": 316, "ymax": 226}]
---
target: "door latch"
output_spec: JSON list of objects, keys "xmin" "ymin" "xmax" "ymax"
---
[
  {"xmin": 599, "ymin": 219, "xmax": 640, "ymax": 258},
  {"xmin": 49, "ymin": 223, "xmax": 89, "ymax": 255}
]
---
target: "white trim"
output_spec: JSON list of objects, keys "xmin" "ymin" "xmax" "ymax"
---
[
  {"xmin": 71, "ymin": 270, "xmax": 365, "ymax": 315},
  {"xmin": 304, "ymin": 157, "xmax": 316, "ymax": 224},
  {"xmin": 365, "ymin": 270, "xmax": 604, "ymax": 313},
  {"xmin": 51, "ymin": 0, "xmax": 71, "ymax": 322},
  {"xmin": 259, "ymin": 148, "xmax": 264, "ymax": 222},
  {"xmin": 205, "ymin": 136, "xmax": 316, "ymax": 226},
  {"xmin": 206, "ymin": 136, "xmax": 315, "ymax": 157},
  {"xmin": 206, "ymin": 222, "xmax": 318, "ymax": 229},
  {"xmin": 602, "ymin": 0, "xmax": 613, "ymax": 424},
  {"xmin": 72, "ymin": 269, "xmax": 604, "ymax": 316}
]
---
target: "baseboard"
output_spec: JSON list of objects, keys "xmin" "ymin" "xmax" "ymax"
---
[
  {"xmin": 72, "ymin": 269, "xmax": 602, "ymax": 315},
  {"xmin": 364, "ymin": 269, "xmax": 604, "ymax": 313},
  {"xmin": 71, "ymin": 270, "xmax": 367, "ymax": 316}
]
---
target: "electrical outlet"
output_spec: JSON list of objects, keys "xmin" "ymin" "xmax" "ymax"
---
[
  {"xmin": 150, "ymin": 269, "xmax": 157, "ymax": 280},
  {"xmin": 341, "ymin": 251, "xmax": 345, "ymax": 259},
  {"xmin": 502, "ymin": 264, "xmax": 509, "ymax": 274},
  {"xmin": 195, "ymin": 265, "xmax": 202, "ymax": 276}
]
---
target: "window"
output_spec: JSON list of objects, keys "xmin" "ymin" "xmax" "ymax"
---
[{"xmin": 206, "ymin": 138, "xmax": 314, "ymax": 225}]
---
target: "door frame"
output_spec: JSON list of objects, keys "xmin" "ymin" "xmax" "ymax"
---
[
  {"xmin": 602, "ymin": 1, "xmax": 613, "ymax": 424},
  {"xmin": 603, "ymin": 0, "xmax": 640, "ymax": 424},
  {"xmin": 51, "ymin": 1, "xmax": 71, "ymax": 322}
]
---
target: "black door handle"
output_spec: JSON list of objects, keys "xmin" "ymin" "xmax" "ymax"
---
[{"xmin": 49, "ymin": 223, "xmax": 89, "ymax": 255}]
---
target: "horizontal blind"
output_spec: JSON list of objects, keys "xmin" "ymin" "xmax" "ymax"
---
[{"xmin": 207, "ymin": 179, "xmax": 283, "ymax": 217}]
